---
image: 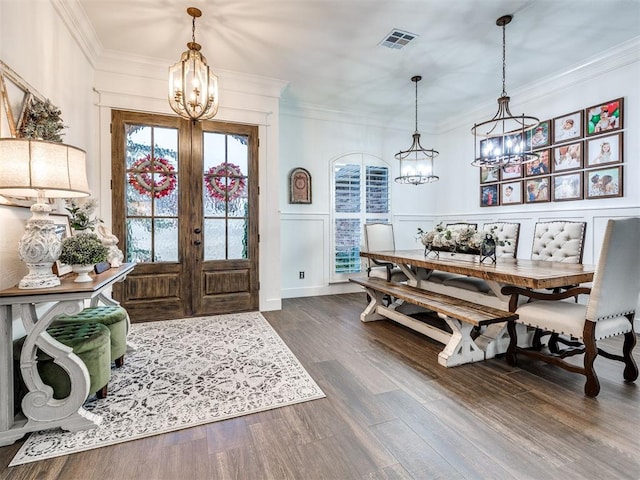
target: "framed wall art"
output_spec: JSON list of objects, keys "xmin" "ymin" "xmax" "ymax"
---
[
  {"xmin": 500, "ymin": 181, "xmax": 523, "ymax": 205},
  {"xmin": 586, "ymin": 132, "xmax": 622, "ymax": 167},
  {"xmin": 552, "ymin": 173, "xmax": 582, "ymax": 201},
  {"xmin": 552, "ymin": 141, "xmax": 583, "ymax": 172},
  {"xmin": 501, "ymin": 163, "xmax": 523, "ymax": 180},
  {"xmin": 526, "ymin": 119, "xmax": 551, "ymax": 149},
  {"xmin": 524, "ymin": 177, "xmax": 550, "ymax": 203},
  {"xmin": 553, "ymin": 110, "xmax": 583, "ymax": 144},
  {"xmin": 525, "ymin": 149, "xmax": 551, "ymax": 177},
  {"xmin": 289, "ymin": 167, "xmax": 312, "ymax": 204},
  {"xmin": 586, "ymin": 98, "xmax": 623, "ymax": 137},
  {"xmin": 480, "ymin": 166, "xmax": 500, "ymax": 183},
  {"xmin": 480, "ymin": 184, "xmax": 499, "ymax": 207},
  {"xmin": 585, "ymin": 166, "xmax": 622, "ymax": 199}
]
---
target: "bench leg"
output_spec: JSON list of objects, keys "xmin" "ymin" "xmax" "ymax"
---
[
  {"xmin": 359, "ymin": 288, "xmax": 386, "ymax": 322},
  {"xmin": 437, "ymin": 316, "xmax": 485, "ymax": 367}
]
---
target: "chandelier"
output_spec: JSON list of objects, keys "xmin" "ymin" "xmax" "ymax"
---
[
  {"xmin": 168, "ymin": 7, "xmax": 219, "ymax": 122},
  {"xmin": 394, "ymin": 75, "xmax": 439, "ymax": 185},
  {"xmin": 471, "ymin": 15, "xmax": 539, "ymax": 167}
]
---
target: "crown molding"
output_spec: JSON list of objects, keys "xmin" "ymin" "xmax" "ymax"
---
[{"xmin": 51, "ymin": 0, "xmax": 102, "ymax": 67}]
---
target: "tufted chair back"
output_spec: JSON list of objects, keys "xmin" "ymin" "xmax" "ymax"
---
[
  {"xmin": 445, "ymin": 222, "xmax": 478, "ymax": 231},
  {"xmin": 483, "ymin": 222, "xmax": 520, "ymax": 258},
  {"xmin": 531, "ymin": 221, "xmax": 586, "ymax": 263}
]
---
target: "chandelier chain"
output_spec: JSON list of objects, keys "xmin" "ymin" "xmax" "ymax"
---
[
  {"xmin": 501, "ymin": 21, "xmax": 507, "ymax": 97},
  {"xmin": 192, "ymin": 15, "xmax": 197, "ymax": 44},
  {"xmin": 414, "ymin": 79, "xmax": 419, "ymax": 132}
]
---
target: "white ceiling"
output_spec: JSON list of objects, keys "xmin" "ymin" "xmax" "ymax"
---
[{"xmin": 79, "ymin": 0, "xmax": 640, "ymax": 124}]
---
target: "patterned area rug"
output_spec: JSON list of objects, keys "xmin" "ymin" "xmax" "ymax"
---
[{"xmin": 10, "ymin": 312, "xmax": 325, "ymax": 466}]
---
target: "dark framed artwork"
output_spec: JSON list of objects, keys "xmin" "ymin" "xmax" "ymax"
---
[
  {"xmin": 586, "ymin": 132, "xmax": 622, "ymax": 167},
  {"xmin": 553, "ymin": 110, "xmax": 583, "ymax": 144},
  {"xmin": 524, "ymin": 176, "xmax": 550, "ymax": 203},
  {"xmin": 585, "ymin": 166, "xmax": 623, "ymax": 199},
  {"xmin": 480, "ymin": 166, "xmax": 500, "ymax": 183},
  {"xmin": 480, "ymin": 184, "xmax": 499, "ymax": 207},
  {"xmin": 501, "ymin": 163, "xmax": 523, "ymax": 180},
  {"xmin": 552, "ymin": 173, "xmax": 582, "ymax": 202},
  {"xmin": 526, "ymin": 120, "xmax": 551, "ymax": 149},
  {"xmin": 586, "ymin": 98, "xmax": 623, "ymax": 137},
  {"xmin": 525, "ymin": 149, "xmax": 551, "ymax": 177},
  {"xmin": 500, "ymin": 181, "xmax": 523, "ymax": 205},
  {"xmin": 552, "ymin": 141, "xmax": 583, "ymax": 173},
  {"xmin": 289, "ymin": 167, "xmax": 312, "ymax": 204},
  {"xmin": 50, "ymin": 213, "xmax": 73, "ymax": 276}
]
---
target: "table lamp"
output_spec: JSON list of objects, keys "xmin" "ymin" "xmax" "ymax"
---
[{"xmin": 0, "ymin": 139, "xmax": 90, "ymax": 289}]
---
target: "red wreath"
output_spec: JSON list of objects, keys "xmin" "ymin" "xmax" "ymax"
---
[
  {"xmin": 204, "ymin": 163, "xmax": 246, "ymax": 201},
  {"xmin": 128, "ymin": 155, "xmax": 177, "ymax": 199}
]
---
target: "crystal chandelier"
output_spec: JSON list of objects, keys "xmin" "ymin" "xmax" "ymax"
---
[
  {"xmin": 168, "ymin": 7, "xmax": 219, "ymax": 123},
  {"xmin": 471, "ymin": 15, "xmax": 539, "ymax": 167},
  {"xmin": 395, "ymin": 76, "xmax": 439, "ymax": 185}
]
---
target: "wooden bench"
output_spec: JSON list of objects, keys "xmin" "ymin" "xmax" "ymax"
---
[{"xmin": 350, "ymin": 277, "xmax": 518, "ymax": 367}]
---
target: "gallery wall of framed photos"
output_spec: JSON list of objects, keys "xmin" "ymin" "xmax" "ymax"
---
[{"xmin": 480, "ymin": 97, "xmax": 624, "ymax": 207}]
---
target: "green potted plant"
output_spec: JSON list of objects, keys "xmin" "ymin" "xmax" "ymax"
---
[{"xmin": 59, "ymin": 233, "xmax": 108, "ymax": 282}]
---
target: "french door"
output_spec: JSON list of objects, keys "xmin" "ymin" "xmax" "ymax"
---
[{"xmin": 110, "ymin": 110, "xmax": 259, "ymax": 322}]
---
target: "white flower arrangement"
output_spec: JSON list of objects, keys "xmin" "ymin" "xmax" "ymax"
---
[{"xmin": 417, "ymin": 223, "xmax": 507, "ymax": 260}]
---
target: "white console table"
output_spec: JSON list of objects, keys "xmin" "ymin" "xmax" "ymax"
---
[{"xmin": 0, "ymin": 263, "xmax": 135, "ymax": 446}]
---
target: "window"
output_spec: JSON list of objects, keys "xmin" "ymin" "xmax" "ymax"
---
[{"xmin": 331, "ymin": 154, "xmax": 391, "ymax": 280}]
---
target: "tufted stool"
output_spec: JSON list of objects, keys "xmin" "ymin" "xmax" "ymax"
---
[
  {"xmin": 53, "ymin": 306, "xmax": 128, "ymax": 367},
  {"xmin": 14, "ymin": 322, "xmax": 111, "ymax": 402}
]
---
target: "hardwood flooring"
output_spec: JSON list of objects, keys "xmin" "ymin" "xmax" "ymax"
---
[{"xmin": 1, "ymin": 293, "xmax": 639, "ymax": 479}]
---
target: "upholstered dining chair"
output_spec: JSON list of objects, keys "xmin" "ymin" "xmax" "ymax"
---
[
  {"xmin": 363, "ymin": 223, "xmax": 408, "ymax": 283},
  {"xmin": 530, "ymin": 220, "xmax": 586, "ymax": 263},
  {"xmin": 503, "ymin": 217, "xmax": 640, "ymax": 397}
]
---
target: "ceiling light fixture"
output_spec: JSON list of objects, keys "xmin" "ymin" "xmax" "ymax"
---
[
  {"xmin": 471, "ymin": 15, "xmax": 539, "ymax": 167},
  {"xmin": 168, "ymin": 7, "xmax": 219, "ymax": 123},
  {"xmin": 394, "ymin": 75, "xmax": 439, "ymax": 185}
]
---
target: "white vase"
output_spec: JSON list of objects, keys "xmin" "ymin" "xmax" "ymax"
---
[{"xmin": 71, "ymin": 264, "xmax": 94, "ymax": 282}]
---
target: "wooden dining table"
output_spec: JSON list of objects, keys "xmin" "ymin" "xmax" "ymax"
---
[{"xmin": 358, "ymin": 249, "xmax": 596, "ymax": 363}]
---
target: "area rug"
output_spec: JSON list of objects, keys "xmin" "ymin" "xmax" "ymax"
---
[{"xmin": 10, "ymin": 312, "xmax": 325, "ymax": 466}]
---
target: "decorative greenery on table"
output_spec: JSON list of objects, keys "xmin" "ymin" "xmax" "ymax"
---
[
  {"xmin": 417, "ymin": 223, "xmax": 507, "ymax": 263},
  {"xmin": 65, "ymin": 198, "xmax": 101, "ymax": 232},
  {"xmin": 59, "ymin": 233, "xmax": 108, "ymax": 266}
]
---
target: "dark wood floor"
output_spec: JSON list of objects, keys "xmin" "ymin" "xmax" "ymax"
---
[{"xmin": 1, "ymin": 293, "xmax": 639, "ymax": 479}]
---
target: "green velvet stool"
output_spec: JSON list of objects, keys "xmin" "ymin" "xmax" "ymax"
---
[
  {"xmin": 54, "ymin": 306, "xmax": 128, "ymax": 368},
  {"xmin": 14, "ymin": 322, "xmax": 112, "ymax": 401}
]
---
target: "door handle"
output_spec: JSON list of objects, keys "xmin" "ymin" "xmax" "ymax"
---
[
  {"xmin": 194, "ymin": 240, "xmax": 202, "ymax": 246},
  {"xmin": 194, "ymin": 228, "xmax": 202, "ymax": 234}
]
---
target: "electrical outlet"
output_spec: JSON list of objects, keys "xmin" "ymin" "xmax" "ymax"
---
[{"xmin": 299, "ymin": 271, "xmax": 305, "ymax": 279}]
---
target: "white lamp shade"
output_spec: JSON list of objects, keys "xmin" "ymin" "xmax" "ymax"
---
[{"xmin": 0, "ymin": 139, "xmax": 90, "ymax": 198}]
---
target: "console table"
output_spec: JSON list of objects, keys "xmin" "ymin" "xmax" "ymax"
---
[{"xmin": 0, "ymin": 263, "xmax": 135, "ymax": 446}]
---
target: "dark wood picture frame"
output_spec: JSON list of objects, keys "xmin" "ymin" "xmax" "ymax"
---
[
  {"xmin": 585, "ymin": 166, "xmax": 623, "ymax": 199},
  {"xmin": 553, "ymin": 110, "xmax": 583, "ymax": 144},
  {"xmin": 552, "ymin": 141, "xmax": 583, "ymax": 173},
  {"xmin": 525, "ymin": 149, "xmax": 551, "ymax": 177},
  {"xmin": 480, "ymin": 166, "xmax": 500, "ymax": 183},
  {"xmin": 586, "ymin": 132, "xmax": 622, "ymax": 167},
  {"xmin": 524, "ymin": 176, "xmax": 550, "ymax": 203},
  {"xmin": 480, "ymin": 184, "xmax": 499, "ymax": 207},
  {"xmin": 289, "ymin": 167, "xmax": 312, "ymax": 204},
  {"xmin": 586, "ymin": 98, "xmax": 623, "ymax": 137},
  {"xmin": 500, "ymin": 181, "xmax": 523, "ymax": 205},
  {"xmin": 501, "ymin": 163, "xmax": 523, "ymax": 180},
  {"xmin": 552, "ymin": 173, "xmax": 583, "ymax": 202},
  {"xmin": 526, "ymin": 119, "xmax": 552, "ymax": 149}
]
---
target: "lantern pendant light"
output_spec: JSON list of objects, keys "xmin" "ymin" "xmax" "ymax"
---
[{"xmin": 168, "ymin": 7, "xmax": 219, "ymax": 122}]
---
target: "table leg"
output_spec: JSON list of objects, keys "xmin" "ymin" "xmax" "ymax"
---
[
  {"xmin": 437, "ymin": 315, "xmax": 486, "ymax": 367},
  {"xmin": 0, "ymin": 305, "xmax": 14, "ymax": 433}
]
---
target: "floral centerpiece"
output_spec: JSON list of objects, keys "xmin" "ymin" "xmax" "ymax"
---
[
  {"xmin": 417, "ymin": 223, "xmax": 505, "ymax": 263},
  {"xmin": 59, "ymin": 233, "xmax": 108, "ymax": 282}
]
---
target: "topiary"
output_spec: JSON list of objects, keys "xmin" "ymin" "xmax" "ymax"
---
[{"xmin": 59, "ymin": 233, "xmax": 108, "ymax": 266}]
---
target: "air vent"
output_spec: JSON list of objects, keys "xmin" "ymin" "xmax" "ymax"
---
[{"xmin": 379, "ymin": 29, "xmax": 418, "ymax": 49}]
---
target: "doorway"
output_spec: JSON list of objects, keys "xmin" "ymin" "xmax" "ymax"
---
[{"xmin": 110, "ymin": 110, "xmax": 259, "ymax": 322}]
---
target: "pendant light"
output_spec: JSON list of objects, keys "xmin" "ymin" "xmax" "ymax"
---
[
  {"xmin": 395, "ymin": 76, "xmax": 439, "ymax": 184},
  {"xmin": 471, "ymin": 15, "xmax": 539, "ymax": 167},
  {"xmin": 168, "ymin": 7, "xmax": 219, "ymax": 123}
]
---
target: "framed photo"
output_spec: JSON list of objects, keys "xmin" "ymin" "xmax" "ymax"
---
[
  {"xmin": 526, "ymin": 120, "xmax": 551, "ymax": 149},
  {"xmin": 553, "ymin": 111, "xmax": 583, "ymax": 144},
  {"xmin": 289, "ymin": 167, "xmax": 312, "ymax": 204},
  {"xmin": 524, "ymin": 176, "xmax": 550, "ymax": 203},
  {"xmin": 585, "ymin": 166, "xmax": 623, "ymax": 199},
  {"xmin": 586, "ymin": 132, "xmax": 622, "ymax": 167},
  {"xmin": 501, "ymin": 163, "xmax": 523, "ymax": 180},
  {"xmin": 50, "ymin": 213, "xmax": 72, "ymax": 276},
  {"xmin": 480, "ymin": 184, "xmax": 499, "ymax": 207},
  {"xmin": 552, "ymin": 141, "xmax": 583, "ymax": 172},
  {"xmin": 500, "ymin": 181, "xmax": 522, "ymax": 205},
  {"xmin": 480, "ymin": 166, "xmax": 500, "ymax": 184},
  {"xmin": 525, "ymin": 149, "xmax": 551, "ymax": 177},
  {"xmin": 586, "ymin": 98, "xmax": 623, "ymax": 137},
  {"xmin": 552, "ymin": 173, "xmax": 583, "ymax": 201}
]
